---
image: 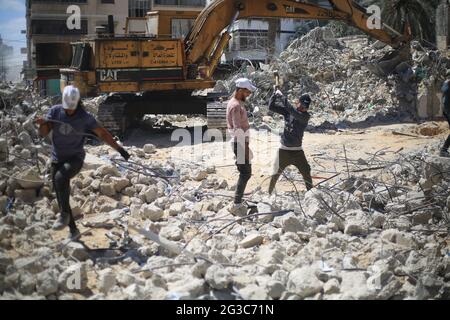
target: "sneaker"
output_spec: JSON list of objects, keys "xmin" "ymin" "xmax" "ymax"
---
[
  {"xmin": 440, "ymin": 150, "xmax": 450, "ymax": 158},
  {"xmin": 227, "ymin": 202, "xmax": 248, "ymax": 217},
  {"xmin": 52, "ymin": 213, "xmax": 70, "ymax": 230}
]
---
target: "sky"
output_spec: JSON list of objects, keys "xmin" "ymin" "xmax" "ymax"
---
[{"xmin": 0, "ymin": 0, "xmax": 26, "ymax": 80}]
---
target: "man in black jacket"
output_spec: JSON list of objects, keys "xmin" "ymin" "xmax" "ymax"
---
[
  {"xmin": 268, "ymin": 90, "xmax": 313, "ymax": 194},
  {"xmin": 440, "ymin": 77, "xmax": 450, "ymax": 158}
]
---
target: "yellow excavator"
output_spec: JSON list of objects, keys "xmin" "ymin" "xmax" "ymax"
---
[{"xmin": 60, "ymin": 0, "xmax": 411, "ymax": 136}]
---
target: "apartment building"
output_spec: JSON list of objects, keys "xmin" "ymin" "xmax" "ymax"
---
[
  {"xmin": 224, "ymin": 0, "xmax": 331, "ymax": 65},
  {"xmin": 0, "ymin": 35, "xmax": 14, "ymax": 82},
  {"xmin": 24, "ymin": 0, "xmax": 128, "ymax": 95}
]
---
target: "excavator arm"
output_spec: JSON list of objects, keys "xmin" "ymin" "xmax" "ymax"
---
[{"xmin": 185, "ymin": 0, "xmax": 410, "ymax": 76}]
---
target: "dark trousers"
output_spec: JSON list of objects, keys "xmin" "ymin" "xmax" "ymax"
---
[
  {"xmin": 269, "ymin": 148, "xmax": 313, "ymax": 194},
  {"xmin": 443, "ymin": 113, "xmax": 450, "ymax": 151},
  {"xmin": 232, "ymin": 141, "xmax": 252, "ymax": 204},
  {"xmin": 51, "ymin": 157, "xmax": 84, "ymax": 230}
]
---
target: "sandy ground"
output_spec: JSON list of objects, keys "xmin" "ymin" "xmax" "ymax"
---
[{"xmin": 123, "ymin": 120, "xmax": 449, "ymax": 194}]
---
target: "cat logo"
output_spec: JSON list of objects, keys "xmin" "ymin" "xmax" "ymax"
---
[{"xmin": 99, "ymin": 69, "xmax": 118, "ymax": 81}]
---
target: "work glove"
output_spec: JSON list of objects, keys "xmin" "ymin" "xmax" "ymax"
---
[
  {"xmin": 118, "ymin": 147, "xmax": 130, "ymax": 161},
  {"xmin": 275, "ymin": 89, "xmax": 283, "ymax": 96}
]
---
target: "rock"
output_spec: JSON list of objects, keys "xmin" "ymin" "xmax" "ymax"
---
[
  {"xmin": 12, "ymin": 211, "xmax": 28, "ymax": 229},
  {"xmin": 143, "ymin": 144, "xmax": 156, "ymax": 154},
  {"xmin": 14, "ymin": 253, "xmax": 47, "ymax": 274},
  {"xmin": 97, "ymin": 268, "xmax": 117, "ymax": 294},
  {"xmin": 371, "ymin": 212, "xmax": 386, "ymax": 229},
  {"xmin": 240, "ymin": 233, "xmax": 264, "ymax": 248},
  {"xmin": 117, "ymin": 271, "xmax": 144, "ymax": 287},
  {"xmin": 265, "ymin": 280, "xmax": 285, "ymax": 299},
  {"xmin": 18, "ymin": 131, "xmax": 32, "ymax": 147},
  {"xmin": 168, "ymin": 202, "xmax": 185, "ymax": 216},
  {"xmin": 381, "ymin": 229, "xmax": 417, "ymax": 249},
  {"xmin": 315, "ymin": 225, "xmax": 328, "ymax": 237},
  {"xmin": 142, "ymin": 203, "xmax": 164, "ymax": 221},
  {"xmin": 0, "ymin": 138, "xmax": 7, "ymax": 161},
  {"xmin": 18, "ymin": 273, "xmax": 36, "ymax": 295},
  {"xmin": 421, "ymin": 156, "xmax": 450, "ymax": 190},
  {"xmin": 166, "ymin": 277, "xmax": 206, "ymax": 299},
  {"xmin": 100, "ymin": 183, "xmax": 116, "ymax": 197},
  {"xmin": 143, "ymin": 186, "xmax": 159, "ymax": 203},
  {"xmin": 287, "ymin": 266, "xmax": 323, "ymax": 298},
  {"xmin": 159, "ymin": 225, "xmax": 183, "ymax": 241},
  {"xmin": 192, "ymin": 260, "xmax": 211, "ymax": 279},
  {"xmin": 0, "ymin": 196, "xmax": 7, "ymax": 214},
  {"xmin": 14, "ymin": 189, "xmax": 37, "ymax": 203},
  {"xmin": 274, "ymin": 212, "xmax": 304, "ymax": 233},
  {"xmin": 111, "ymin": 177, "xmax": 130, "ymax": 192},
  {"xmin": 323, "ymin": 278, "xmax": 340, "ymax": 294},
  {"xmin": 36, "ymin": 270, "xmax": 59, "ymax": 296},
  {"xmin": 123, "ymin": 284, "xmax": 144, "ymax": 300},
  {"xmin": 304, "ymin": 189, "xmax": 329, "ymax": 223},
  {"xmin": 205, "ymin": 264, "xmax": 232, "ymax": 290},
  {"xmin": 191, "ymin": 169, "xmax": 208, "ymax": 181},
  {"xmin": 63, "ymin": 242, "xmax": 89, "ymax": 261},
  {"xmin": 239, "ymin": 284, "xmax": 269, "ymax": 300},
  {"xmin": 366, "ymin": 262, "xmax": 394, "ymax": 290},
  {"xmin": 344, "ymin": 211, "xmax": 369, "ymax": 236},
  {"xmin": 0, "ymin": 252, "xmax": 13, "ymax": 273},
  {"xmin": 0, "ymin": 225, "xmax": 13, "ymax": 244},
  {"xmin": 411, "ymin": 211, "xmax": 432, "ymax": 225},
  {"xmin": 257, "ymin": 243, "xmax": 285, "ymax": 266},
  {"xmin": 16, "ymin": 168, "xmax": 44, "ymax": 189},
  {"xmin": 94, "ymin": 165, "xmax": 120, "ymax": 178},
  {"xmin": 58, "ymin": 263, "xmax": 88, "ymax": 292},
  {"xmin": 83, "ymin": 153, "xmax": 109, "ymax": 170},
  {"xmin": 93, "ymin": 195, "xmax": 119, "ymax": 213},
  {"xmin": 256, "ymin": 202, "xmax": 275, "ymax": 223},
  {"xmin": 339, "ymin": 271, "xmax": 375, "ymax": 299}
]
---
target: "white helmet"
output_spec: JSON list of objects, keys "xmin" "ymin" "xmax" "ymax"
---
[{"xmin": 62, "ymin": 85, "xmax": 80, "ymax": 110}]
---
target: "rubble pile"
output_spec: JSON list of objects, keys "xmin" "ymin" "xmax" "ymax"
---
[
  {"xmin": 0, "ymin": 123, "xmax": 449, "ymax": 299},
  {"xmin": 215, "ymin": 27, "xmax": 449, "ymax": 130}
]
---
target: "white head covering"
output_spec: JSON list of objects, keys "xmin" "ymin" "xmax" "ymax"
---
[
  {"xmin": 235, "ymin": 78, "xmax": 257, "ymax": 92},
  {"xmin": 62, "ymin": 85, "xmax": 81, "ymax": 110}
]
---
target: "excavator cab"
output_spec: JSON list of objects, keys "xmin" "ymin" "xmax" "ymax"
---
[{"xmin": 60, "ymin": 42, "xmax": 95, "ymax": 97}]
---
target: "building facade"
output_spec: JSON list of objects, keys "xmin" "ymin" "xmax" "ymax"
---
[
  {"xmin": 24, "ymin": 0, "xmax": 128, "ymax": 95},
  {"xmin": 0, "ymin": 35, "xmax": 14, "ymax": 82}
]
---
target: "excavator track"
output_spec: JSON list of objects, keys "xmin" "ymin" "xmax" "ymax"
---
[
  {"xmin": 97, "ymin": 101, "xmax": 128, "ymax": 137},
  {"xmin": 206, "ymin": 102, "xmax": 228, "ymax": 134}
]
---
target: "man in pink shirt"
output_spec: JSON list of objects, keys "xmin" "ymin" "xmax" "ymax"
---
[{"xmin": 226, "ymin": 78, "xmax": 257, "ymax": 216}]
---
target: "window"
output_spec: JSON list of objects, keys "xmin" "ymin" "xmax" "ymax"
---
[
  {"xmin": 101, "ymin": 0, "xmax": 115, "ymax": 3},
  {"xmin": 129, "ymin": 0, "xmax": 151, "ymax": 17},
  {"xmin": 231, "ymin": 31, "xmax": 269, "ymax": 51},
  {"xmin": 171, "ymin": 18, "xmax": 195, "ymax": 39}
]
